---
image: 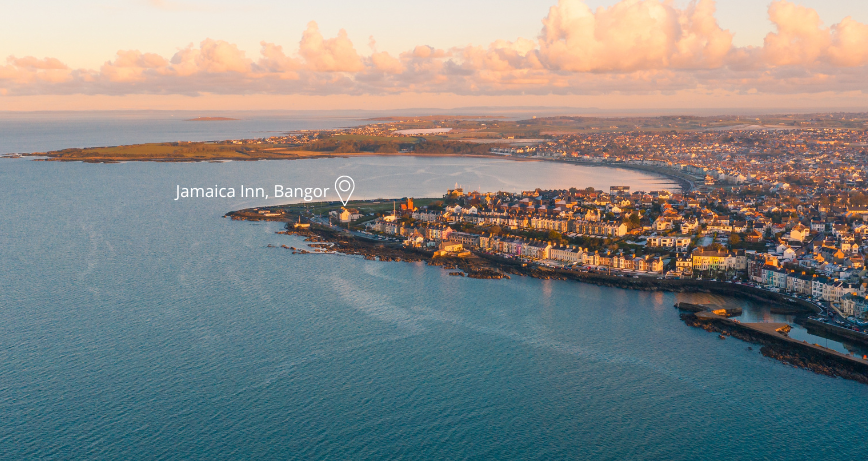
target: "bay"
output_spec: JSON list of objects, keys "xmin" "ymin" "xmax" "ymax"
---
[{"xmin": 1, "ymin": 156, "xmax": 866, "ymax": 460}]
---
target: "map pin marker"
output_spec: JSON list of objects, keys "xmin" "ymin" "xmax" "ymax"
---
[{"xmin": 334, "ymin": 175, "xmax": 355, "ymax": 206}]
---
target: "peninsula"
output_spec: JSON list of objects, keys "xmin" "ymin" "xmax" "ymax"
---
[{"xmin": 12, "ymin": 112, "xmax": 868, "ymax": 167}]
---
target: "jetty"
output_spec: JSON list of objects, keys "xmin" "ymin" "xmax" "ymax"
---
[
  {"xmin": 683, "ymin": 311, "xmax": 868, "ymax": 384},
  {"xmin": 676, "ymin": 302, "xmax": 743, "ymax": 317}
]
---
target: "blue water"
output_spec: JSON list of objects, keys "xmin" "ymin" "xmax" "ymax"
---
[
  {"xmin": 1, "ymin": 156, "xmax": 867, "ymax": 460},
  {"xmin": 0, "ymin": 111, "xmax": 368, "ymax": 154}
]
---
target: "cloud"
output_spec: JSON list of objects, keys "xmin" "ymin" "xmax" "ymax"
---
[
  {"xmin": 169, "ymin": 39, "xmax": 251, "ymax": 76},
  {"xmin": 298, "ymin": 21, "xmax": 364, "ymax": 72},
  {"xmin": 100, "ymin": 50, "xmax": 169, "ymax": 82},
  {"xmin": 763, "ymin": 0, "xmax": 830, "ymax": 66},
  {"xmin": 7, "ymin": 56, "xmax": 69, "ymax": 70},
  {"xmin": 829, "ymin": 17, "xmax": 868, "ymax": 67},
  {"xmin": 370, "ymin": 51, "xmax": 404, "ymax": 74},
  {"xmin": 2, "ymin": 56, "xmax": 73, "ymax": 85},
  {"xmin": 762, "ymin": 0, "xmax": 868, "ymax": 68},
  {"xmin": 256, "ymin": 42, "xmax": 301, "ymax": 74},
  {"xmin": 538, "ymin": 0, "xmax": 732, "ymax": 72},
  {"xmin": 1, "ymin": 0, "xmax": 867, "ymax": 99}
]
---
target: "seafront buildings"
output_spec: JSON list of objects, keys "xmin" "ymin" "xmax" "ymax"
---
[
  {"xmin": 254, "ymin": 117, "xmax": 868, "ymax": 319},
  {"xmin": 355, "ymin": 175, "xmax": 868, "ymax": 320}
]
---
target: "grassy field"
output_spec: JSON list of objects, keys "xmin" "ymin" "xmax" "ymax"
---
[
  {"xmin": 36, "ymin": 142, "xmax": 282, "ymax": 162},
  {"xmin": 33, "ymin": 142, "xmax": 431, "ymax": 162},
  {"xmin": 281, "ymin": 197, "xmax": 442, "ymax": 216}
]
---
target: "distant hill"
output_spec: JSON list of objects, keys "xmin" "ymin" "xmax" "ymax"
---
[{"xmin": 185, "ymin": 117, "xmax": 238, "ymax": 122}]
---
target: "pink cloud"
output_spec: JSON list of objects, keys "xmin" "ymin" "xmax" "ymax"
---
[
  {"xmin": 100, "ymin": 50, "xmax": 169, "ymax": 82},
  {"xmin": 7, "ymin": 56, "xmax": 68, "ymax": 70},
  {"xmin": 763, "ymin": 0, "xmax": 868, "ymax": 68},
  {"xmin": 170, "ymin": 39, "xmax": 251, "ymax": 75},
  {"xmin": 1, "ymin": 0, "xmax": 866, "ymax": 99},
  {"xmin": 763, "ymin": 0, "xmax": 830, "ymax": 66},
  {"xmin": 538, "ymin": 0, "xmax": 732, "ymax": 72},
  {"xmin": 828, "ymin": 16, "xmax": 868, "ymax": 67},
  {"xmin": 370, "ymin": 51, "xmax": 404, "ymax": 74},
  {"xmin": 298, "ymin": 22, "xmax": 364, "ymax": 72}
]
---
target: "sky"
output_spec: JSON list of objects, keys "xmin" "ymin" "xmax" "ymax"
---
[{"xmin": 1, "ymin": 0, "xmax": 867, "ymax": 111}]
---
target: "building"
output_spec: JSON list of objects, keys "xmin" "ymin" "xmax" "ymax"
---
[
  {"xmin": 647, "ymin": 236, "xmax": 691, "ymax": 250},
  {"xmin": 338, "ymin": 207, "xmax": 362, "ymax": 223},
  {"xmin": 841, "ymin": 293, "xmax": 868, "ymax": 318},
  {"xmin": 550, "ymin": 245, "xmax": 583, "ymax": 263},
  {"xmin": 691, "ymin": 249, "xmax": 728, "ymax": 273}
]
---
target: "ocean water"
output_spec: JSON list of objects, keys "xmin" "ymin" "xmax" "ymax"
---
[
  {"xmin": 1, "ymin": 156, "xmax": 867, "ymax": 460},
  {"xmin": 0, "ymin": 111, "xmax": 368, "ymax": 154}
]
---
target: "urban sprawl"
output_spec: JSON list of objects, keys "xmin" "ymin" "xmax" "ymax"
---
[{"xmin": 316, "ymin": 122, "xmax": 868, "ymax": 325}]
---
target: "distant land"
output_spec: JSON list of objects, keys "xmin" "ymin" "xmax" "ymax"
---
[
  {"xmin": 185, "ymin": 117, "xmax": 238, "ymax": 122},
  {"xmin": 14, "ymin": 112, "xmax": 868, "ymax": 163}
]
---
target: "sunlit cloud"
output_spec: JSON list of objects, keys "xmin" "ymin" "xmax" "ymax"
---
[{"xmin": 2, "ymin": 0, "xmax": 867, "ymax": 100}]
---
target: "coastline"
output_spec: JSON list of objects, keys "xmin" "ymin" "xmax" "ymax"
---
[
  {"xmin": 254, "ymin": 220, "xmax": 868, "ymax": 384},
  {"xmin": 549, "ymin": 159, "xmax": 695, "ymax": 192},
  {"xmin": 20, "ymin": 150, "xmax": 543, "ymax": 164},
  {"xmin": 227, "ymin": 214, "xmax": 819, "ymax": 315},
  {"xmin": 16, "ymin": 149, "xmax": 691, "ymax": 194}
]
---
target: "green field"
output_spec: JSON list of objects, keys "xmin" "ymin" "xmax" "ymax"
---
[{"xmin": 281, "ymin": 197, "xmax": 442, "ymax": 216}]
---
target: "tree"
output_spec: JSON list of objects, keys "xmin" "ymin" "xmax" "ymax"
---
[
  {"xmin": 490, "ymin": 225, "xmax": 502, "ymax": 235},
  {"xmin": 729, "ymin": 233, "xmax": 742, "ymax": 246}
]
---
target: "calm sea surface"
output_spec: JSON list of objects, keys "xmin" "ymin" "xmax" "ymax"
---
[
  {"xmin": 2, "ymin": 147, "xmax": 868, "ymax": 458},
  {"xmin": 0, "ymin": 111, "xmax": 367, "ymax": 154}
]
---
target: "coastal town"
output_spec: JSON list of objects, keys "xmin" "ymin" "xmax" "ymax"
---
[
  {"xmin": 219, "ymin": 117, "xmax": 868, "ymax": 385},
  {"xmin": 200, "ymin": 114, "xmax": 868, "ymax": 340},
  {"xmin": 333, "ymin": 170, "xmax": 868, "ymax": 329}
]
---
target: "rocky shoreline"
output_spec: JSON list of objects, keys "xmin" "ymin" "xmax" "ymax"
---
[
  {"xmin": 254, "ymin": 219, "xmax": 819, "ymax": 314},
  {"xmin": 231, "ymin": 216, "xmax": 863, "ymax": 383},
  {"xmin": 273, "ymin": 225, "xmax": 512, "ymax": 279}
]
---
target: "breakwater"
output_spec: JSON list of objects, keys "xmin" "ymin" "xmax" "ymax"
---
[
  {"xmin": 675, "ymin": 302, "xmax": 743, "ymax": 317},
  {"xmin": 682, "ymin": 312, "xmax": 868, "ymax": 385},
  {"xmin": 805, "ymin": 318, "xmax": 868, "ymax": 346}
]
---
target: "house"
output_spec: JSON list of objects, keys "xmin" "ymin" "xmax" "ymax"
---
[
  {"xmin": 789, "ymin": 224, "xmax": 810, "ymax": 243},
  {"xmin": 336, "ymin": 207, "xmax": 362, "ymax": 223},
  {"xmin": 647, "ymin": 236, "xmax": 691, "ymax": 250},
  {"xmin": 521, "ymin": 240, "xmax": 552, "ymax": 260},
  {"xmin": 841, "ymin": 293, "xmax": 868, "ymax": 318},
  {"xmin": 762, "ymin": 267, "xmax": 788, "ymax": 290},
  {"xmin": 676, "ymin": 256, "xmax": 693, "ymax": 275},
  {"xmin": 692, "ymin": 249, "xmax": 728, "ymax": 272},
  {"xmin": 434, "ymin": 240, "xmax": 467, "ymax": 257},
  {"xmin": 550, "ymin": 245, "xmax": 583, "ymax": 263}
]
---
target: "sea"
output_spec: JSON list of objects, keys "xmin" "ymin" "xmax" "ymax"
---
[{"xmin": 1, "ymin": 113, "xmax": 867, "ymax": 460}]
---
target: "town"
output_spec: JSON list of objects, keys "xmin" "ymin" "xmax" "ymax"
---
[
  {"xmin": 331, "ymin": 177, "xmax": 868, "ymax": 328},
  {"xmin": 223, "ymin": 114, "xmax": 868, "ymax": 334}
]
